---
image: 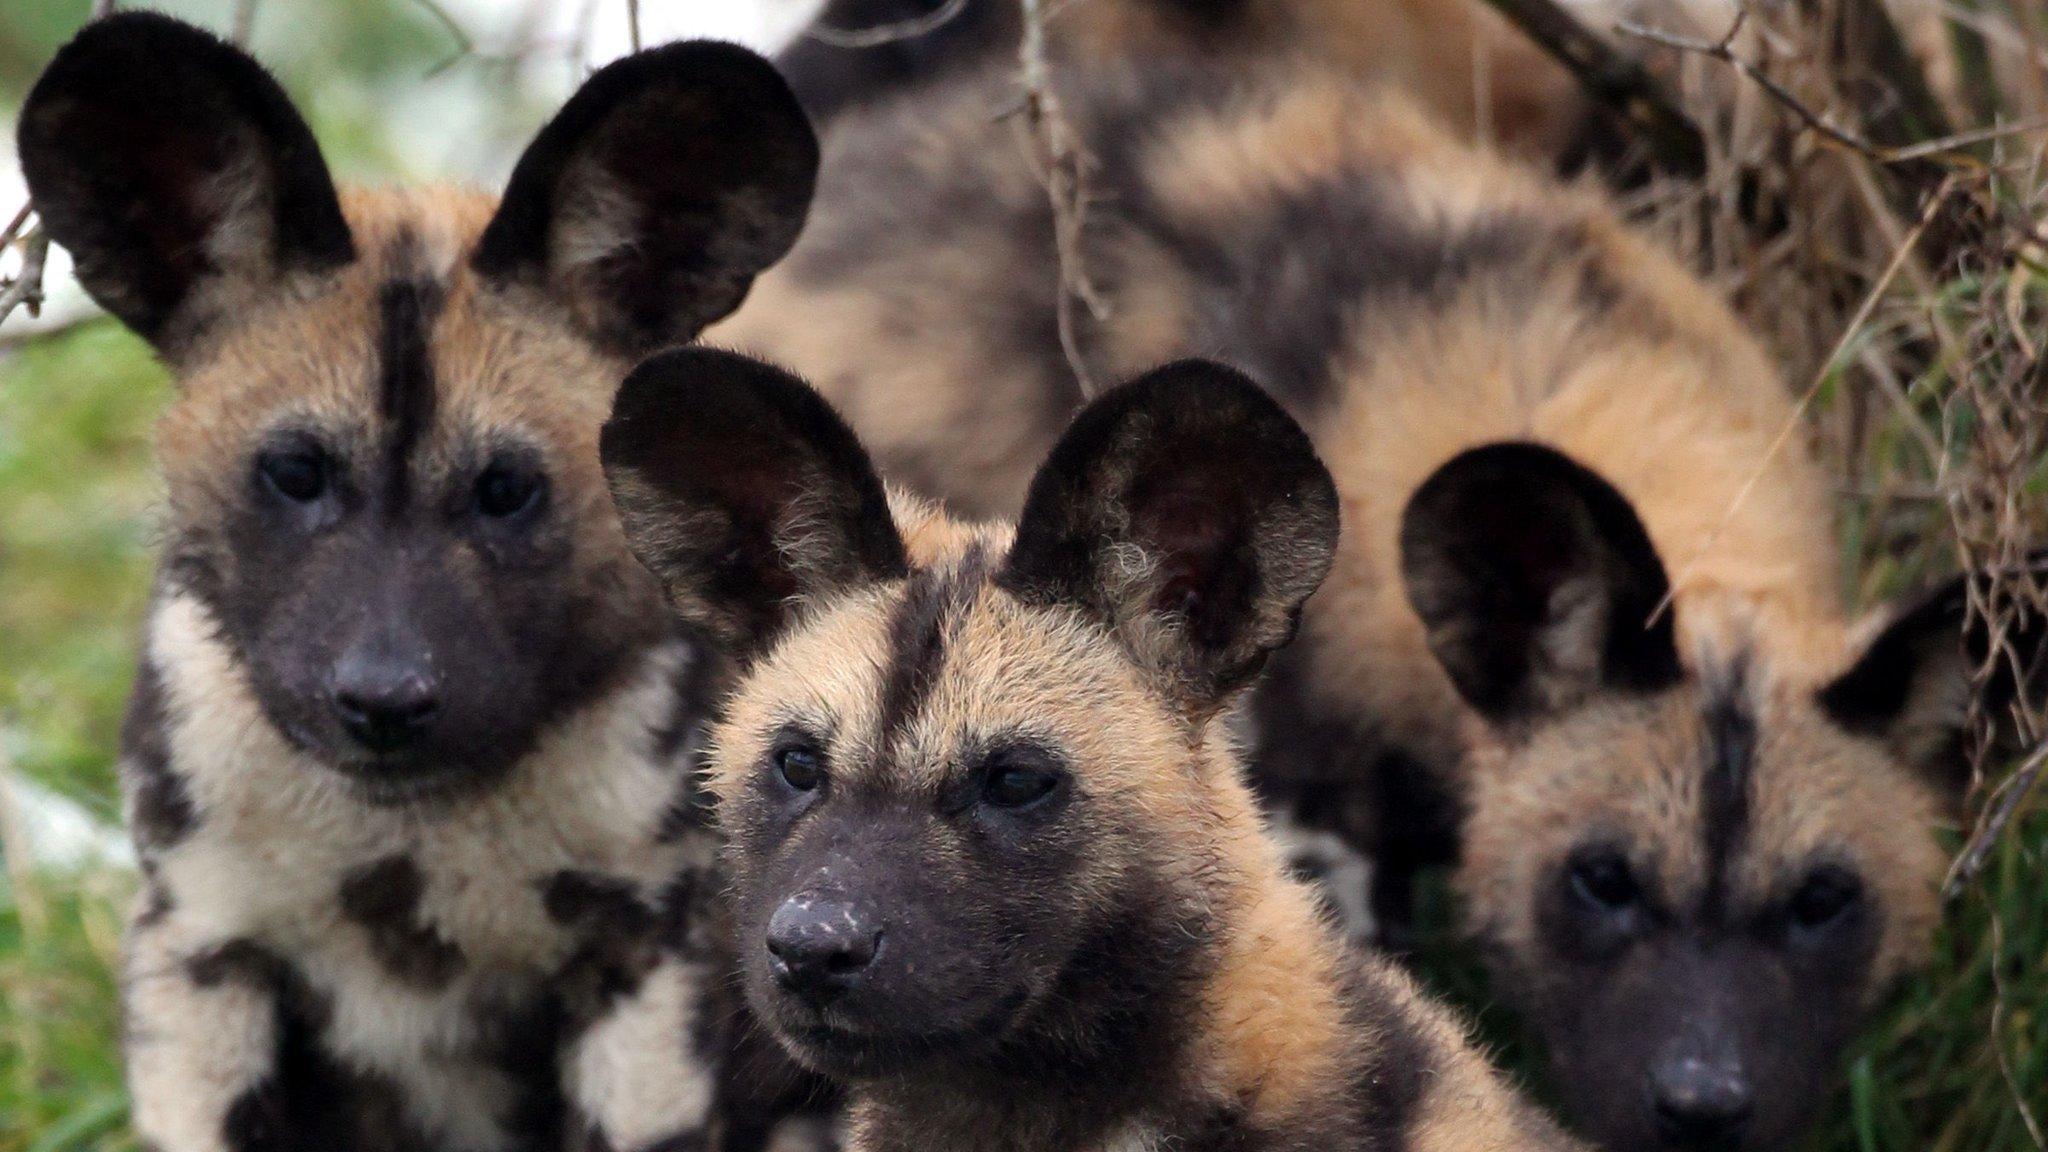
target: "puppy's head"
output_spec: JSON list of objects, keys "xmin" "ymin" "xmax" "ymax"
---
[
  {"xmin": 601, "ymin": 351, "xmax": 1337, "ymax": 1080},
  {"xmin": 21, "ymin": 14, "xmax": 816, "ymax": 800}
]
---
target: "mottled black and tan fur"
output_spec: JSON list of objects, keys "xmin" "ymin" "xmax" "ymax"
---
[
  {"xmin": 19, "ymin": 14, "xmax": 827, "ymax": 1151},
  {"xmin": 600, "ymin": 349, "xmax": 1582, "ymax": 1152},
  {"xmin": 778, "ymin": 0, "xmax": 1580, "ymax": 154},
  {"xmin": 708, "ymin": 60, "xmax": 2046, "ymax": 1151}
]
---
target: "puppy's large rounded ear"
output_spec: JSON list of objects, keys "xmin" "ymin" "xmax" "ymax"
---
[
  {"xmin": 1400, "ymin": 442, "xmax": 1682, "ymax": 727},
  {"xmin": 1820, "ymin": 554, "xmax": 2048, "ymax": 794},
  {"xmin": 999, "ymin": 360, "xmax": 1339, "ymax": 717},
  {"xmin": 474, "ymin": 41, "xmax": 818, "ymax": 356},
  {"xmin": 600, "ymin": 348, "xmax": 907, "ymax": 659},
  {"xmin": 18, "ymin": 12, "xmax": 354, "ymax": 357}
]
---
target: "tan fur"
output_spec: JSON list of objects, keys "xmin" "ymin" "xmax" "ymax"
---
[
  {"xmin": 162, "ymin": 186, "xmax": 635, "ymax": 588},
  {"xmin": 1044, "ymin": 0, "xmax": 1583, "ymax": 153},
  {"xmin": 711, "ymin": 60, "xmax": 1957, "ymax": 1069},
  {"xmin": 123, "ymin": 185, "xmax": 823, "ymax": 1152},
  {"xmin": 1460, "ymin": 673, "xmax": 1949, "ymax": 993},
  {"xmin": 705, "ymin": 488, "xmax": 1574, "ymax": 1151}
]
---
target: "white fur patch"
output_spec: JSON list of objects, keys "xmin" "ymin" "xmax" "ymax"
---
[
  {"xmin": 567, "ymin": 955, "xmax": 718, "ymax": 1146},
  {"xmin": 128, "ymin": 589, "xmax": 712, "ymax": 1150}
]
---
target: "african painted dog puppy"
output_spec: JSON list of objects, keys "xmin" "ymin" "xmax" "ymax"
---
[
  {"xmin": 706, "ymin": 61, "xmax": 2047, "ymax": 1150},
  {"xmin": 778, "ymin": 0, "xmax": 1581, "ymax": 154},
  {"xmin": 599, "ymin": 349, "xmax": 1582, "ymax": 1152},
  {"xmin": 20, "ymin": 14, "xmax": 825, "ymax": 1151}
]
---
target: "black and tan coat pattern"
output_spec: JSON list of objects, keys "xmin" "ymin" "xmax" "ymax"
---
[
  {"xmin": 600, "ymin": 349, "xmax": 1581, "ymax": 1152},
  {"xmin": 708, "ymin": 61, "xmax": 2046, "ymax": 1151},
  {"xmin": 20, "ymin": 14, "xmax": 825, "ymax": 1152},
  {"xmin": 777, "ymin": 0, "xmax": 1581, "ymax": 154}
]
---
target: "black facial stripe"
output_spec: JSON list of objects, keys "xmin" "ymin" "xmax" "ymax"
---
[
  {"xmin": 875, "ymin": 543, "xmax": 990, "ymax": 745},
  {"xmin": 374, "ymin": 273, "xmax": 442, "ymax": 514},
  {"xmin": 1700, "ymin": 660, "xmax": 1757, "ymax": 918}
]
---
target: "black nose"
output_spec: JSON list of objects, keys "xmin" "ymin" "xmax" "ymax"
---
[
  {"xmin": 1650, "ymin": 1052, "xmax": 1754, "ymax": 1147},
  {"xmin": 331, "ymin": 653, "xmax": 440, "ymax": 753},
  {"xmin": 766, "ymin": 896, "xmax": 881, "ymax": 1006}
]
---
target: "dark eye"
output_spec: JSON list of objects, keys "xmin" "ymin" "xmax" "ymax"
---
[
  {"xmin": 475, "ymin": 463, "xmax": 545, "ymax": 519},
  {"xmin": 257, "ymin": 449, "xmax": 326, "ymax": 503},
  {"xmin": 1568, "ymin": 850, "xmax": 1640, "ymax": 913},
  {"xmin": 980, "ymin": 759, "xmax": 1064, "ymax": 810},
  {"xmin": 1789, "ymin": 868, "xmax": 1862, "ymax": 934},
  {"xmin": 775, "ymin": 745, "xmax": 825, "ymax": 792}
]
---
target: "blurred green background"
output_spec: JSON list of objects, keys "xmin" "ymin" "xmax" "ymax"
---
[{"xmin": 0, "ymin": 2, "xmax": 2039, "ymax": 1150}]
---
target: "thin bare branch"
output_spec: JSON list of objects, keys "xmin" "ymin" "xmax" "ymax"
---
[
  {"xmin": 411, "ymin": 0, "xmax": 475, "ymax": 76},
  {"xmin": 91, "ymin": 0, "xmax": 117, "ymax": 16},
  {"xmin": 626, "ymin": 0, "xmax": 641, "ymax": 53},
  {"xmin": 1988, "ymin": 908, "xmax": 2048, "ymax": 1149},
  {"xmin": 1621, "ymin": 13, "xmax": 1883, "ymax": 161},
  {"xmin": 1014, "ymin": 0, "xmax": 1107, "ymax": 398},
  {"xmin": 0, "ymin": 206, "xmax": 53, "ymax": 332},
  {"xmin": 1887, "ymin": 114, "xmax": 2048, "ymax": 163},
  {"xmin": 1947, "ymin": 739, "xmax": 2048, "ymax": 898},
  {"xmin": 1475, "ymin": 0, "xmax": 1706, "ymax": 175},
  {"xmin": 806, "ymin": 0, "xmax": 970, "ymax": 49},
  {"xmin": 232, "ymin": 0, "xmax": 258, "ymax": 45}
]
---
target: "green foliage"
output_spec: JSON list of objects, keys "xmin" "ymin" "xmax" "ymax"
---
[
  {"xmin": 0, "ymin": 870, "xmax": 133, "ymax": 1152},
  {"xmin": 0, "ymin": 322, "xmax": 164, "ymax": 816}
]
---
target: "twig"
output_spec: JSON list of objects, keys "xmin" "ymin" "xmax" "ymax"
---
[
  {"xmin": 1475, "ymin": 0, "xmax": 1706, "ymax": 175},
  {"xmin": 1947, "ymin": 739, "xmax": 2048, "ymax": 899},
  {"xmin": 626, "ymin": 0, "xmax": 641, "ymax": 53},
  {"xmin": 0, "ymin": 205, "xmax": 53, "ymax": 332},
  {"xmin": 1987, "ymin": 910, "xmax": 2048, "ymax": 1150},
  {"xmin": 1620, "ymin": 9, "xmax": 2022, "ymax": 173},
  {"xmin": 91, "ymin": 0, "xmax": 116, "ymax": 16},
  {"xmin": 1015, "ymin": 0, "xmax": 1107, "ymax": 398},
  {"xmin": 411, "ymin": 0, "xmax": 475, "ymax": 76},
  {"xmin": 806, "ymin": 0, "xmax": 970, "ymax": 49},
  {"xmin": 1649, "ymin": 174, "xmax": 1958, "ymax": 625},
  {"xmin": 1621, "ymin": 12, "xmax": 1882, "ymax": 161},
  {"xmin": 1887, "ymin": 115, "xmax": 2048, "ymax": 163}
]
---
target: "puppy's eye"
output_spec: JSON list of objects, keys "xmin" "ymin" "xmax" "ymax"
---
[
  {"xmin": 979, "ymin": 754, "xmax": 1065, "ymax": 810},
  {"xmin": 258, "ymin": 449, "xmax": 326, "ymax": 504},
  {"xmin": 1788, "ymin": 868, "xmax": 1861, "ymax": 934},
  {"xmin": 475, "ymin": 463, "xmax": 546, "ymax": 519},
  {"xmin": 1568, "ymin": 850, "xmax": 1640, "ymax": 913},
  {"xmin": 775, "ymin": 745, "xmax": 825, "ymax": 792}
]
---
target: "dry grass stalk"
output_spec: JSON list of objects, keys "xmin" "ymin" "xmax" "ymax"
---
[
  {"xmin": 806, "ymin": 0, "xmax": 971, "ymax": 48},
  {"xmin": 1014, "ymin": 0, "xmax": 1109, "ymax": 398},
  {"xmin": 0, "ymin": 205, "xmax": 52, "ymax": 332}
]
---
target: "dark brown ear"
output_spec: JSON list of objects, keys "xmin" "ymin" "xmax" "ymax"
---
[
  {"xmin": 18, "ymin": 12, "xmax": 354, "ymax": 357},
  {"xmin": 473, "ymin": 40, "xmax": 817, "ymax": 357},
  {"xmin": 1820, "ymin": 554, "xmax": 2048, "ymax": 793},
  {"xmin": 1400, "ymin": 442, "xmax": 1682, "ymax": 726},
  {"xmin": 599, "ymin": 348, "xmax": 907, "ymax": 659},
  {"xmin": 999, "ymin": 360, "xmax": 1339, "ymax": 716}
]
